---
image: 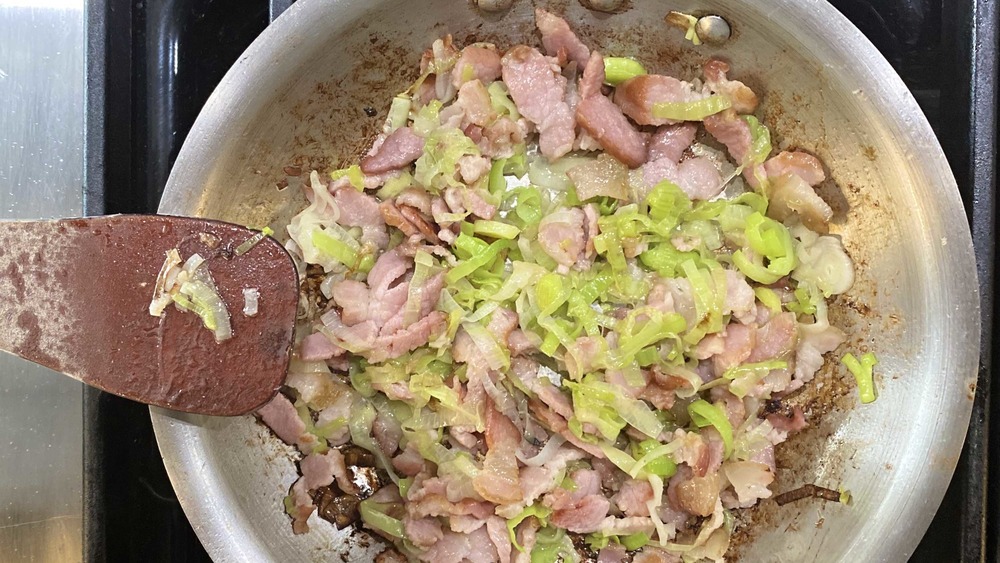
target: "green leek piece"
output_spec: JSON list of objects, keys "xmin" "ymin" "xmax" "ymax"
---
[
  {"xmin": 630, "ymin": 439, "xmax": 677, "ymax": 478},
  {"xmin": 358, "ymin": 499, "xmax": 404, "ymax": 538},
  {"xmin": 508, "ymin": 504, "xmax": 552, "ymax": 552},
  {"xmin": 842, "ymin": 352, "xmax": 878, "ymax": 404},
  {"xmin": 311, "ymin": 228, "xmax": 361, "ymax": 269},
  {"xmin": 651, "ymin": 95, "xmax": 732, "ymax": 121},
  {"xmin": 688, "ymin": 399, "xmax": 734, "ymax": 458},
  {"xmin": 330, "ymin": 164, "xmax": 365, "ymax": 191},
  {"xmin": 603, "ymin": 57, "xmax": 648, "ymax": 86}
]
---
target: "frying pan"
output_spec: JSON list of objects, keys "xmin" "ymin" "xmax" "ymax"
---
[{"xmin": 150, "ymin": 0, "xmax": 981, "ymax": 560}]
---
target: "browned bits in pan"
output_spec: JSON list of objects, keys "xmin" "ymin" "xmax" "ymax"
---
[{"xmin": 312, "ymin": 486, "xmax": 360, "ymax": 529}]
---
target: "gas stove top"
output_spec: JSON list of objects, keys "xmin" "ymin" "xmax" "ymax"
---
[{"xmin": 80, "ymin": 1, "xmax": 997, "ymax": 561}]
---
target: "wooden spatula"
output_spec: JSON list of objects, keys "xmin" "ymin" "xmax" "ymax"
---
[{"xmin": 0, "ymin": 215, "xmax": 299, "ymax": 416}]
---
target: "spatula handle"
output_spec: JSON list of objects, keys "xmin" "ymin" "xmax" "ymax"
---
[
  {"xmin": 0, "ymin": 215, "xmax": 298, "ymax": 415},
  {"xmin": 0, "ymin": 218, "xmax": 83, "ymax": 374}
]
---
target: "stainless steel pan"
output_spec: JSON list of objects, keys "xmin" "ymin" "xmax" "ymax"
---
[{"xmin": 151, "ymin": 0, "xmax": 981, "ymax": 560}]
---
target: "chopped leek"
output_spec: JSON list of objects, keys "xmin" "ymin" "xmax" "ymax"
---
[
  {"xmin": 488, "ymin": 158, "xmax": 508, "ymax": 196},
  {"xmin": 412, "ymin": 100, "xmax": 442, "ymax": 137},
  {"xmin": 359, "ymin": 499, "xmax": 404, "ymax": 539},
  {"xmin": 614, "ymin": 308, "xmax": 687, "ymax": 367},
  {"xmin": 446, "ymin": 238, "xmax": 507, "ymax": 283},
  {"xmin": 565, "ymin": 375, "xmax": 664, "ymax": 441},
  {"xmin": 149, "ymin": 248, "xmax": 233, "ymax": 342},
  {"xmin": 473, "ymin": 219, "xmax": 521, "ymax": 240},
  {"xmin": 680, "ymin": 259, "xmax": 726, "ymax": 344},
  {"xmin": 172, "ymin": 275, "xmax": 233, "ymax": 343},
  {"xmin": 754, "ymin": 287, "xmax": 783, "ymax": 314},
  {"xmin": 530, "ymin": 527, "xmax": 576, "ymax": 563},
  {"xmin": 376, "ymin": 171, "xmax": 414, "ymax": 200},
  {"xmin": 688, "ymin": 399, "xmax": 734, "ymax": 458},
  {"xmin": 732, "ymin": 212, "xmax": 797, "ymax": 284},
  {"xmin": 330, "ymin": 165, "xmax": 365, "ymax": 191},
  {"xmin": 745, "ymin": 116, "xmax": 773, "ymax": 166},
  {"xmin": 631, "ymin": 439, "xmax": 678, "ymax": 478},
  {"xmin": 491, "ymin": 261, "xmax": 546, "ymax": 303},
  {"xmin": 842, "ymin": 352, "xmax": 878, "ymax": 404},
  {"xmin": 585, "ymin": 533, "xmax": 611, "ymax": 551},
  {"xmin": 462, "ymin": 321, "xmax": 510, "ymax": 371},
  {"xmin": 503, "ymin": 186, "xmax": 543, "ymax": 228},
  {"xmin": 488, "ymin": 81, "xmax": 520, "ymax": 120},
  {"xmin": 639, "ymin": 244, "xmax": 699, "ymax": 278},
  {"xmin": 414, "ymin": 128, "xmax": 481, "ymax": 191},
  {"xmin": 311, "ymin": 228, "xmax": 362, "ymax": 270},
  {"xmin": 508, "ymin": 504, "xmax": 552, "ymax": 551},
  {"xmin": 386, "ymin": 95, "xmax": 411, "ymax": 132},
  {"xmin": 148, "ymin": 248, "xmax": 182, "ymax": 317},
  {"xmin": 622, "ymin": 532, "xmax": 651, "ymax": 550},
  {"xmin": 723, "ymin": 359, "xmax": 788, "ymax": 398},
  {"xmin": 397, "ymin": 477, "xmax": 414, "ymax": 498},
  {"xmin": 786, "ymin": 286, "xmax": 819, "ymax": 315},
  {"xmin": 651, "ymin": 95, "xmax": 732, "ymax": 121},
  {"xmin": 535, "ymin": 272, "xmax": 569, "ymax": 316},
  {"xmin": 350, "ymin": 400, "xmax": 400, "ymax": 483},
  {"xmin": 600, "ymin": 443, "xmax": 640, "ymax": 474},
  {"xmin": 790, "ymin": 224, "xmax": 856, "ymax": 297},
  {"xmin": 234, "ymin": 226, "xmax": 275, "ymax": 256},
  {"xmin": 645, "ymin": 179, "xmax": 692, "ymax": 229},
  {"xmin": 604, "ymin": 57, "xmax": 647, "ymax": 86}
]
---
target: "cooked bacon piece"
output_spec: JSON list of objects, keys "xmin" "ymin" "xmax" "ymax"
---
[
  {"xmin": 764, "ymin": 151, "xmax": 826, "ymax": 185},
  {"xmin": 579, "ymin": 51, "xmax": 606, "ymax": 100},
  {"xmin": 638, "ymin": 155, "xmax": 723, "ymax": 200},
  {"xmin": 767, "ymin": 405, "xmax": 808, "ymax": 435},
  {"xmin": 501, "ymin": 46, "xmax": 576, "ymax": 160},
  {"xmin": 723, "ymin": 461, "xmax": 774, "ymax": 507},
  {"xmin": 597, "ymin": 542, "xmax": 629, "ymax": 563},
  {"xmin": 748, "ymin": 312, "xmax": 798, "ymax": 362},
  {"xmin": 256, "ymin": 393, "xmax": 311, "ymax": 451},
  {"xmin": 538, "ymin": 207, "xmax": 586, "ymax": 270},
  {"xmin": 765, "ymin": 151, "xmax": 834, "ymax": 230},
  {"xmin": 613, "ymin": 479, "xmax": 654, "ymax": 517},
  {"xmin": 702, "ymin": 59, "xmax": 759, "ymax": 113},
  {"xmin": 576, "ymin": 94, "xmax": 648, "ymax": 167},
  {"xmin": 796, "ymin": 321, "xmax": 847, "ymax": 383},
  {"xmin": 405, "ymin": 516, "xmax": 444, "ymax": 549},
  {"xmin": 673, "ymin": 468, "xmax": 720, "ymax": 517},
  {"xmin": 361, "ymin": 127, "xmax": 425, "ymax": 174},
  {"xmin": 567, "ymin": 153, "xmax": 630, "ymax": 201},
  {"xmin": 535, "ymin": 8, "xmax": 591, "ymax": 68},
  {"xmin": 473, "ymin": 400, "xmax": 523, "ymax": 504},
  {"xmin": 647, "ymin": 123, "xmax": 697, "ymax": 162},
  {"xmin": 703, "ymin": 108, "xmax": 752, "ymax": 164},
  {"xmin": 452, "ymin": 45, "xmax": 503, "ymax": 89},
  {"xmin": 331, "ymin": 280, "xmax": 370, "ymax": 325},
  {"xmin": 544, "ymin": 469, "xmax": 611, "ymax": 533},
  {"xmin": 392, "ymin": 445, "xmax": 426, "ymax": 477},
  {"xmin": 331, "ymin": 182, "xmax": 389, "ymax": 248}
]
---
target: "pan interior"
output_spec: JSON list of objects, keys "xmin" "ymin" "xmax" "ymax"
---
[{"xmin": 152, "ymin": 0, "xmax": 979, "ymax": 561}]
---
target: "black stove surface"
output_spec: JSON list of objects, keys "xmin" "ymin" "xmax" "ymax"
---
[{"xmin": 82, "ymin": 1, "xmax": 997, "ymax": 561}]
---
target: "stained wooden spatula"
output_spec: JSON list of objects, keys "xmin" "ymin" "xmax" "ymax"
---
[{"xmin": 0, "ymin": 215, "xmax": 299, "ymax": 416}]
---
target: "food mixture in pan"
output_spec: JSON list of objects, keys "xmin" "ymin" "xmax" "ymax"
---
[{"xmin": 255, "ymin": 9, "xmax": 857, "ymax": 562}]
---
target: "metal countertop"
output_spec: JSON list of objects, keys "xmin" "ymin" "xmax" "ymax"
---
[{"xmin": 0, "ymin": 1, "xmax": 85, "ymax": 561}]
